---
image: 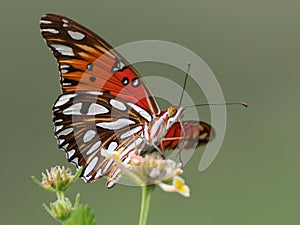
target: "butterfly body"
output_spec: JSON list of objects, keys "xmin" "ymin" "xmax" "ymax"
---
[
  {"xmin": 143, "ymin": 106, "xmax": 184, "ymax": 147},
  {"xmin": 41, "ymin": 13, "xmax": 214, "ymax": 188}
]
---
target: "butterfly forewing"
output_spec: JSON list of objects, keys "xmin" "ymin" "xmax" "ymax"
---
[{"xmin": 40, "ymin": 13, "xmax": 160, "ymax": 115}]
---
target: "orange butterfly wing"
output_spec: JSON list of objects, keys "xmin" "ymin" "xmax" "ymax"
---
[{"xmin": 40, "ymin": 13, "xmax": 159, "ymax": 114}]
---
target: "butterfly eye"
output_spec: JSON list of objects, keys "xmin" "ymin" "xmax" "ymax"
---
[{"xmin": 168, "ymin": 106, "xmax": 177, "ymax": 117}]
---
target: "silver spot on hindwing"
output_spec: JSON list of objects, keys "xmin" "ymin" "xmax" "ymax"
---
[
  {"xmin": 86, "ymin": 91, "xmax": 103, "ymax": 96},
  {"xmin": 71, "ymin": 157, "xmax": 79, "ymax": 165},
  {"xmin": 67, "ymin": 149, "xmax": 76, "ymax": 158},
  {"xmin": 84, "ymin": 156, "xmax": 99, "ymax": 178},
  {"xmin": 103, "ymin": 159, "xmax": 114, "ymax": 174},
  {"xmin": 57, "ymin": 127, "xmax": 73, "ymax": 136},
  {"xmin": 95, "ymin": 168, "xmax": 103, "ymax": 178},
  {"xmin": 107, "ymin": 141, "xmax": 118, "ymax": 153},
  {"xmin": 58, "ymin": 138, "xmax": 64, "ymax": 145},
  {"xmin": 55, "ymin": 125, "xmax": 63, "ymax": 132},
  {"xmin": 62, "ymin": 143, "xmax": 69, "ymax": 150},
  {"xmin": 110, "ymin": 99, "xmax": 127, "ymax": 111},
  {"xmin": 83, "ymin": 130, "xmax": 97, "ymax": 143},
  {"xmin": 86, "ymin": 141, "xmax": 102, "ymax": 155},
  {"xmin": 96, "ymin": 118, "xmax": 135, "ymax": 130},
  {"xmin": 63, "ymin": 103, "xmax": 82, "ymax": 115},
  {"xmin": 60, "ymin": 64, "xmax": 70, "ymax": 69},
  {"xmin": 55, "ymin": 93, "xmax": 76, "ymax": 107},
  {"xmin": 61, "ymin": 69, "xmax": 68, "ymax": 74},
  {"xmin": 87, "ymin": 103, "xmax": 109, "ymax": 115},
  {"xmin": 120, "ymin": 126, "xmax": 142, "ymax": 139}
]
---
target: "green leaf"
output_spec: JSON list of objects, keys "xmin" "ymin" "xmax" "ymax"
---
[{"xmin": 64, "ymin": 205, "xmax": 95, "ymax": 225}]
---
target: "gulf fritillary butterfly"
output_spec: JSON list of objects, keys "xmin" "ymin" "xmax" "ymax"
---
[{"xmin": 40, "ymin": 14, "xmax": 214, "ymax": 188}]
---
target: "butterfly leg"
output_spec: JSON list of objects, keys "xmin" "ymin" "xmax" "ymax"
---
[{"xmin": 133, "ymin": 134, "xmax": 166, "ymax": 158}]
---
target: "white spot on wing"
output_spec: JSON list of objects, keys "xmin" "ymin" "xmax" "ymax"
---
[
  {"xmin": 40, "ymin": 20, "xmax": 52, "ymax": 24},
  {"xmin": 71, "ymin": 157, "xmax": 78, "ymax": 165},
  {"xmin": 63, "ymin": 103, "xmax": 82, "ymax": 115},
  {"xmin": 120, "ymin": 126, "xmax": 142, "ymax": 139},
  {"xmin": 127, "ymin": 103, "xmax": 152, "ymax": 122},
  {"xmin": 67, "ymin": 149, "xmax": 76, "ymax": 158},
  {"xmin": 84, "ymin": 156, "xmax": 99, "ymax": 178},
  {"xmin": 86, "ymin": 91, "xmax": 103, "ymax": 96},
  {"xmin": 62, "ymin": 143, "xmax": 69, "ymax": 149},
  {"xmin": 96, "ymin": 118, "xmax": 135, "ymax": 130},
  {"xmin": 123, "ymin": 156, "xmax": 131, "ymax": 164},
  {"xmin": 57, "ymin": 127, "xmax": 73, "ymax": 136},
  {"xmin": 41, "ymin": 28, "xmax": 59, "ymax": 34},
  {"xmin": 83, "ymin": 130, "xmax": 97, "ymax": 143},
  {"xmin": 87, "ymin": 103, "xmax": 109, "ymax": 115},
  {"xmin": 50, "ymin": 44, "xmax": 74, "ymax": 56},
  {"xmin": 86, "ymin": 141, "xmax": 102, "ymax": 155},
  {"xmin": 55, "ymin": 93, "xmax": 76, "ymax": 107},
  {"xmin": 63, "ymin": 82, "xmax": 73, "ymax": 86},
  {"xmin": 61, "ymin": 69, "xmax": 68, "ymax": 74},
  {"xmin": 58, "ymin": 138, "xmax": 64, "ymax": 145},
  {"xmin": 67, "ymin": 30, "xmax": 85, "ymax": 40},
  {"xmin": 110, "ymin": 99, "xmax": 127, "ymax": 111},
  {"xmin": 55, "ymin": 125, "xmax": 63, "ymax": 132},
  {"xmin": 103, "ymin": 159, "xmax": 114, "ymax": 174},
  {"xmin": 107, "ymin": 168, "xmax": 121, "ymax": 188},
  {"xmin": 60, "ymin": 64, "xmax": 70, "ymax": 69},
  {"xmin": 95, "ymin": 168, "xmax": 103, "ymax": 178},
  {"xmin": 107, "ymin": 141, "xmax": 118, "ymax": 153},
  {"xmin": 132, "ymin": 79, "xmax": 139, "ymax": 87},
  {"xmin": 62, "ymin": 19, "xmax": 68, "ymax": 27}
]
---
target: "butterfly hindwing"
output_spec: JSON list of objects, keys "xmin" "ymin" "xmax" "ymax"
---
[{"xmin": 53, "ymin": 91, "xmax": 149, "ymax": 187}]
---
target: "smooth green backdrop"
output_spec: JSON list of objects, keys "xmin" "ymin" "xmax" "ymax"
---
[{"xmin": 1, "ymin": 0, "xmax": 299, "ymax": 225}]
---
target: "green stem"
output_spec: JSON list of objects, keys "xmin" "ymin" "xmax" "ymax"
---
[
  {"xmin": 138, "ymin": 185, "xmax": 155, "ymax": 225},
  {"xmin": 56, "ymin": 191, "xmax": 65, "ymax": 201}
]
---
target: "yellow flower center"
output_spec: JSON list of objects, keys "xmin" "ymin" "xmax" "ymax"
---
[{"xmin": 175, "ymin": 178, "xmax": 186, "ymax": 193}]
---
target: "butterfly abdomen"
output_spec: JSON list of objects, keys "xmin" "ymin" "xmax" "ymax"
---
[{"xmin": 161, "ymin": 121, "xmax": 214, "ymax": 150}]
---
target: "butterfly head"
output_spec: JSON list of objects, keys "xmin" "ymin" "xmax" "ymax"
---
[
  {"xmin": 168, "ymin": 105, "xmax": 177, "ymax": 117},
  {"xmin": 166, "ymin": 106, "xmax": 185, "ymax": 130}
]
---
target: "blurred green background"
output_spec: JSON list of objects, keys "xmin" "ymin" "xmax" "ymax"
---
[{"xmin": 1, "ymin": 0, "xmax": 299, "ymax": 224}]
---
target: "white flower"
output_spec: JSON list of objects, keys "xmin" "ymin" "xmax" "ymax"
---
[
  {"xmin": 158, "ymin": 176, "xmax": 190, "ymax": 197},
  {"xmin": 101, "ymin": 150, "xmax": 190, "ymax": 197}
]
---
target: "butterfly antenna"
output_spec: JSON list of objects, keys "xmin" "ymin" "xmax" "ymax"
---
[
  {"xmin": 178, "ymin": 61, "xmax": 191, "ymax": 107},
  {"xmin": 185, "ymin": 102, "xmax": 248, "ymax": 108}
]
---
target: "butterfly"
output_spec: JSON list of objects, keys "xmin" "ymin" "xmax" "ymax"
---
[{"xmin": 40, "ymin": 13, "xmax": 214, "ymax": 188}]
